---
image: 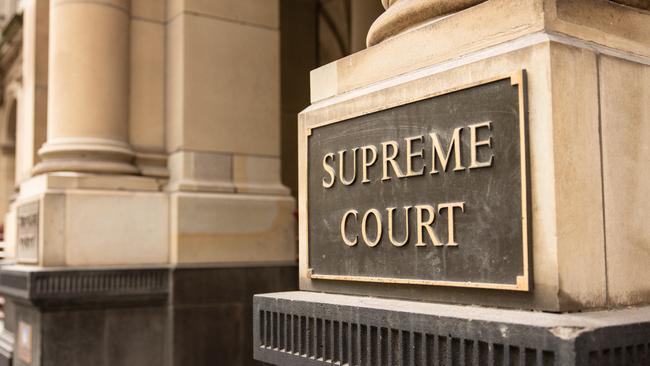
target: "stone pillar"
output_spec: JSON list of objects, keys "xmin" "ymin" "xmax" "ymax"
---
[
  {"xmin": 33, "ymin": 0, "xmax": 137, "ymax": 175},
  {"xmin": 256, "ymin": 0, "xmax": 650, "ymax": 365},
  {"xmin": 166, "ymin": 0, "xmax": 294, "ymax": 264},
  {"xmin": 164, "ymin": 1, "xmax": 297, "ymax": 364},
  {"xmin": 0, "ymin": 2, "xmax": 169, "ymax": 364}
]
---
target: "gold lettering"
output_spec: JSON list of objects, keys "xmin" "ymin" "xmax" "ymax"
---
[
  {"xmin": 338, "ymin": 148, "xmax": 359, "ymax": 185},
  {"xmin": 438, "ymin": 202, "xmax": 465, "ymax": 246},
  {"xmin": 361, "ymin": 209, "xmax": 382, "ymax": 247},
  {"xmin": 415, "ymin": 205, "xmax": 442, "ymax": 246},
  {"xmin": 381, "ymin": 141, "xmax": 405, "ymax": 181},
  {"xmin": 387, "ymin": 206, "xmax": 411, "ymax": 247},
  {"xmin": 405, "ymin": 136, "xmax": 425, "ymax": 177},
  {"xmin": 430, "ymin": 127, "xmax": 464, "ymax": 174},
  {"xmin": 361, "ymin": 145, "xmax": 378, "ymax": 183},
  {"xmin": 340, "ymin": 209, "xmax": 359, "ymax": 246},
  {"xmin": 322, "ymin": 153, "xmax": 336, "ymax": 188},
  {"xmin": 469, "ymin": 121, "xmax": 494, "ymax": 169}
]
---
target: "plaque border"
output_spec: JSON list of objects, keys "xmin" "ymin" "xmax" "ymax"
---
[{"xmin": 301, "ymin": 70, "xmax": 531, "ymax": 291}]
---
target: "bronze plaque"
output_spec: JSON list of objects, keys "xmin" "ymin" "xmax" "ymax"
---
[
  {"xmin": 306, "ymin": 72, "xmax": 531, "ymax": 291},
  {"xmin": 17, "ymin": 201, "xmax": 39, "ymax": 264}
]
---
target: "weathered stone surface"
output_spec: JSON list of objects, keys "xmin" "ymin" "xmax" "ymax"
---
[
  {"xmin": 599, "ymin": 56, "xmax": 650, "ymax": 306},
  {"xmin": 301, "ymin": 40, "xmax": 620, "ymax": 311}
]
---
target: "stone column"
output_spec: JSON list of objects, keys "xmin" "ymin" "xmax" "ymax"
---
[
  {"xmin": 33, "ymin": 0, "xmax": 137, "ymax": 175},
  {"xmin": 367, "ymin": 0, "xmax": 486, "ymax": 46}
]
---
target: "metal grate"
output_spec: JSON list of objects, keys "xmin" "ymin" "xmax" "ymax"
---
[{"xmin": 258, "ymin": 310, "xmax": 555, "ymax": 366}]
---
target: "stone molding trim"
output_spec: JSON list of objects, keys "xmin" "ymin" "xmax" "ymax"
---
[
  {"xmin": 367, "ymin": 0, "xmax": 487, "ymax": 46},
  {"xmin": 254, "ymin": 291, "xmax": 650, "ymax": 366},
  {"xmin": 33, "ymin": 137, "xmax": 140, "ymax": 176},
  {"xmin": 0, "ymin": 266, "xmax": 169, "ymax": 306}
]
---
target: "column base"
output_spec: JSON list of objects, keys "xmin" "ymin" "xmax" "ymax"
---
[
  {"xmin": 0, "ymin": 264, "xmax": 298, "ymax": 366},
  {"xmin": 253, "ymin": 291, "xmax": 650, "ymax": 366},
  {"xmin": 33, "ymin": 137, "xmax": 139, "ymax": 175},
  {"xmin": 8, "ymin": 173, "xmax": 167, "ymax": 266}
]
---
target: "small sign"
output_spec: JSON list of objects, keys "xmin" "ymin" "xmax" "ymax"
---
[
  {"xmin": 17, "ymin": 321, "xmax": 32, "ymax": 364},
  {"xmin": 17, "ymin": 201, "xmax": 39, "ymax": 264},
  {"xmin": 305, "ymin": 72, "xmax": 531, "ymax": 291}
]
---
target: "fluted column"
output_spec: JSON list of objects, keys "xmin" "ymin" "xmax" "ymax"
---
[
  {"xmin": 33, "ymin": 0, "xmax": 137, "ymax": 175},
  {"xmin": 367, "ymin": 0, "xmax": 486, "ymax": 46}
]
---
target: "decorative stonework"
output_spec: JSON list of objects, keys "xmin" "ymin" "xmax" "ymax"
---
[
  {"xmin": 0, "ymin": 267, "xmax": 169, "ymax": 305},
  {"xmin": 367, "ymin": 0, "xmax": 487, "ymax": 46},
  {"xmin": 254, "ymin": 292, "xmax": 650, "ymax": 366}
]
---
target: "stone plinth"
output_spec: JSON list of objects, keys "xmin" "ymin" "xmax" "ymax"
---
[
  {"xmin": 297, "ymin": 0, "xmax": 650, "ymax": 312},
  {"xmin": 255, "ymin": 3, "xmax": 649, "ymax": 365},
  {"xmin": 0, "ymin": 264, "xmax": 297, "ymax": 366},
  {"xmin": 254, "ymin": 291, "xmax": 650, "ymax": 366}
]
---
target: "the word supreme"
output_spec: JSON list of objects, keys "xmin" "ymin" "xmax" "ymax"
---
[{"xmin": 321, "ymin": 121, "xmax": 494, "ymax": 248}]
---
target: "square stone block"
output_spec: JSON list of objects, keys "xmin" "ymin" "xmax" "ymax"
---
[
  {"xmin": 233, "ymin": 154, "xmax": 289, "ymax": 195},
  {"xmin": 166, "ymin": 13, "xmax": 280, "ymax": 156},
  {"xmin": 297, "ymin": 38, "xmax": 647, "ymax": 311},
  {"xmin": 167, "ymin": 150, "xmax": 234, "ymax": 193},
  {"xmin": 11, "ymin": 184, "xmax": 169, "ymax": 267},
  {"xmin": 170, "ymin": 192, "xmax": 296, "ymax": 264}
]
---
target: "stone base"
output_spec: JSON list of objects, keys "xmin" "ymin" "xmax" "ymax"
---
[
  {"xmin": 253, "ymin": 291, "xmax": 650, "ymax": 366},
  {"xmin": 0, "ymin": 264, "xmax": 297, "ymax": 366}
]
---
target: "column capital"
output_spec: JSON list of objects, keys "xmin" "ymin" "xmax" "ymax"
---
[{"xmin": 368, "ymin": 0, "xmax": 486, "ymax": 47}]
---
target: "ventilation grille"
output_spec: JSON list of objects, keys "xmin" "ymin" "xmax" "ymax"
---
[
  {"xmin": 587, "ymin": 344, "xmax": 649, "ymax": 365},
  {"xmin": 0, "ymin": 267, "xmax": 169, "ymax": 302},
  {"xmin": 254, "ymin": 293, "xmax": 650, "ymax": 366},
  {"xmin": 258, "ymin": 311, "xmax": 555, "ymax": 366},
  {"xmin": 33, "ymin": 270, "xmax": 167, "ymax": 296}
]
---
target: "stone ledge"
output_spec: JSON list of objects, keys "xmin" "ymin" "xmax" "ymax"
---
[
  {"xmin": 253, "ymin": 291, "xmax": 650, "ymax": 366},
  {"xmin": 0, "ymin": 266, "xmax": 169, "ymax": 307}
]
